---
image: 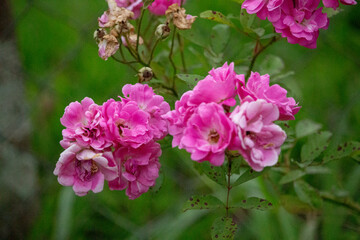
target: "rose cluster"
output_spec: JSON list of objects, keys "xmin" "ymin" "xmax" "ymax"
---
[
  {"xmin": 242, "ymin": 0, "xmax": 356, "ymax": 48},
  {"xmin": 164, "ymin": 62, "xmax": 300, "ymax": 171},
  {"xmin": 54, "ymin": 84, "xmax": 170, "ymax": 199}
]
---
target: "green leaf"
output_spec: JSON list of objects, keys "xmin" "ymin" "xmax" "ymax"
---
[
  {"xmin": 260, "ymin": 33, "xmax": 279, "ymax": 40},
  {"xmin": 233, "ymin": 197, "xmax": 273, "ymax": 211},
  {"xmin": 177, "ymin": 74, "xmax": 204, "ymax": 88},
  {"xmin": 179, "ymin": 28, "xmax": 209, "ymax": 48},
  {"xmin": 323, "ymin": 8, "xmax": 343, "ymax": 18},
  {"xmin": 233, "ymin": 168, "xmax": 267, "ymax": 186},
  {"xmin": 200, "ymin": 10, "xmax": 236, "ymax": 28},
  {"xmin": 323, "ymin": 141, "xmax": 360, "ymax": 163},
  {"xmin": 305, "ymin": 166, "xmax": 331, "ymax": 175},
  {"xmin": 295, "ymin": 119, "xmax": 322, "ymax": 138},
  {"xmin": 194, "ymin": 161, "xmax": 227, "ymax": 186},
  {"xmin": 210, "ymin": 24, "xmax": 230, "ymax": 53},
  {"xmin": 259, "ymin": 55, "xmax": 284, "ymax": 76},
  {"xmin": 280, "ymin": 195, "xmax": 314, "ymax": 214},
  {"xmin": 279, "ymin": 170, "xmax": 305, "ymax": 184},
  {"xmin": 150, "ymin": 171, "xmax": 163, "ymax": 193},
  {"xmin": 183, "ymin": 195, "xmax": 224, "ymax": 212},
  {"xmin": 143, "ymin": 0, "xmax": 155, "ymax": 8},
  {"xmin": 301, "ymin": 131, "xmax": 332, "ymax": 163},
  {"xmin": 230, "ymin": 157, "xmax": 242, "ymax": 174},
  {"xmin": 231, "ymin": 0, "xmax": 245, "ymax": 4},
  {"xmin": 294, "ymin": 180, "xmax": 323, "ymax": 208},
  {"xmin": 239, "ymin": 9, "xmax": 255, "ymax": 33},
  {"xmin": 211, "ymin": 217, "xmax": 238, "ymax": 240}
]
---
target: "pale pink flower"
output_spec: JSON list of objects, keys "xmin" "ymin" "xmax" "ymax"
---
[
  {"xmin": 242, "ymin": 0, "xmax": 284, "ymax": 22},
  {"xmin": 189, "ymin": 62, "xmax": 245, "ymax": 107},
  {"xmin": 162, "ymin": 91, "xmax": 195, "ymax": 147},
  {"xmin": 115, "ymin": 0, "xmax": 143, "ymax": 18},
  {"xmin": 322, "ymin": 0, "xmax": 357, "ymax": 10},
  {"xmin": 230, "ymin": 99, "xmax": 286, "ymax": 171},
  {"xmin": 109, "ymin": 141, "xmax": 161, "ymax": 199},
  {"xmin": 60, "ymin": 97, "xmax": 111, "ymax": 150},
  {"xmin": 180, "ymin": 103, "xmax": 235, "ymax": 166},
  {"xmin": 54, "ymin": 144, "xmax": 118, "ymax": 196},
  {"xmin": 148, "ymin": 0, "xmax": 184, "ymax": 15},
  {"xmin": 101, "ymin": 99, "xmax": 152, "ymax": 148},
  {"xmin": 238, "ymin": 72, "xmax": 300, "ymax": 120},
  {"xmin": 121, "ymin": 83, "xmax": 170, "ymax": 140}
]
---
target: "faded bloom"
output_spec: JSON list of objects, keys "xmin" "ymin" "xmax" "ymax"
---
[
  {"xmin": 109, "ymin": 141, "xmax": 161, "ymax": 199},
  {"xmin": 98, "ymin": 34, "xmax": 119, "ymax": 60},
  {"xmin": 230, "ymin": 99, "xmax": 286, "ymax": 171},
  {"xmin": 165, "ymin": 4, "xmax": 196, "ymax": 30},
  {"xmin": 155, "ymin": 23, "xmax": 171, "ymax": 39},
  {"xmin": 98, "ymin": 0, "xmax": 134, "ymax": 28},
  {"xmin": 180, "ymin": 103, "xmax": 235, "ymax": 166},
  {"xmin": 238, "ymin": 72, "xmax": 300, "ymax": 120},
  {"xmin": 115, "ymin": 0, "xmax": 143, "ymax": 18},
  {"xmin": 54, "ymin": 144, "xmax": 118, "ymax": 196}
]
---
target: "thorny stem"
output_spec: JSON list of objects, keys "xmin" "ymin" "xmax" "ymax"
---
[
  {"xmin": 177, "ymin": 33, "xmax": 187, "ymax": 73},
  {"xmin": 169, "ymin": 26, "xmax": 177, "ymax": 88},
  {"xmin": 320, "ymin": 192, "xmax": 360, "ymax": 215},
  {"xmin": 226, "ymin": 154, "xmax": 233, "ymax": 217},
  {"xmin": 245, "ymin": 36, "xmax": 279, "ymax": 79}
]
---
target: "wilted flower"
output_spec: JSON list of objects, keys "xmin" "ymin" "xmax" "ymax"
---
[{"xmin": 165, "ymin": 4, "xmax": 196, "ymax": 30}]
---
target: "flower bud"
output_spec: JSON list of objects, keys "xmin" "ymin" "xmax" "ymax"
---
[
  {"xmin": 155, "ymin": 23, "xmax": 171, "ymax": 39},
  {"xmin": 138, "ymin": 67, "xmax": 153, "ymax": 82},
  {"xmin": 94, "ymin": 28, "xmax": 106, "ymax": 43}
]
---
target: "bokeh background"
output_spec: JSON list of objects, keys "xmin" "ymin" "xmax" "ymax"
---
[{"xmin": 1, "ymin": 0, "xmax": 359, "ymax": 239}]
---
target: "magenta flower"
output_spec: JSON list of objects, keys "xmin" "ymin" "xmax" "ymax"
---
[
  {"xmin": 109, "ymin": 141, "xmax": 161, "ymax": 199},
  {"xmin": 162, "ymin": 91, "xmax": 196, "ymax": 147},
  {"xmin": 322, "ymin": 0, "xmax": 357, "ymax": 10},
  {"xmin": 238, "ymin": 72, "xmax": 300, "ymax": 120},
  {"xmin": 115, "ymin": 0, "xmax": 143, "ymax": 18},
  {"xmin": 121, "ymin": 83, "xmax": 170, "ymax": 140},
  {"xmin": 230, "ymin": 99, "xmax": 286, "ymax": 171},
  {"xmin": 180, "ymin": 103, "xmax": 235, "ymax": 166},
  {"xmin": 54, "ymin": 144, "xmax": 118, "ymax": 196},
  {"xmin": 101, "ymin": 99, "xmax": 152, "ymax": 148},
  {"xmin": 60, "ymin": 97, "xmax": 111, "ymax": 150},
  {"xmin": 189, "ymin": 62, "xmax": 245, "ymax": 107},
  {"xmin": 272, "ymin": 0, "xmax": 329, "ymax": 48},
  {"xmin": 148, "ymin": 0, "xmax": 184, "ymax": 16},
  {"xmin": 242, "ymin": 0, "xmax": 284, "ymax": 22}
]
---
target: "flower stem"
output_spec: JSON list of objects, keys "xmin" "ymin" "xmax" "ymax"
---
[
  {"xmin": 136, "ymin": 7, "xmax": 146, "ymax": 53},
  {"xmin": 226, "ymin": 155, "xmax": 232, "ymax": 217},
  {"xmin": 177, "ymin": 33, "xmax": 187, "ymax": 73},
  {"xmin": 169, "ymin": 26, "xmax": 177, "ymax": 88},
  {"xmin": 148, "ymin": 38, "xmax": 160, "ymax": 65}
]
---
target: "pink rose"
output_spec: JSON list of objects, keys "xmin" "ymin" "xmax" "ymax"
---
[
  {"xmin": 242, "ymin": 0, "xmax": 284, "ymax": 22},
  {"xmin": 148, "ymin": 0, "xmax": 184, "ymax": 15}
]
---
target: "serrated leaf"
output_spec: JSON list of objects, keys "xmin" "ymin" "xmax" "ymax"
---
[
  {"xmin": 301, "ymin": 131, "xmax": 332, "ymax": 163},
  {"xmin": 200, "ymin": 10, "xmax": 236, "ymax": 28},
  {"xmin": 211, "ymin": 217, "xmax": 237, "ymax": 240},
  {"xmin": 177, "ymin": 74, "xmax": 204, "ymax": 88},
  {"xmin": 233, "ymin": 168, "xmax": 267, "ymax": 186},
  {"xmin": 210, "ymin": 24, "xmax": 230, "ymax": 53},
  {"xmin": 280, "ymin": 195, "xmax": 314, "ymax": 214},
  {"xmin": 194, "ymin": 161, "xmax": 227, "ymax": 186},
  {"xmin": 183, "ymin": 195, "xmax": 224, "ymax": 212},
  {"xmin": 295, "ymin": 119, "xmax": 322, "ymax": 138},
  {"xmin": 233, "ymin": 197, "xmax": 273, "ymax": 211},
  {"xmin": 323, "ymin": 141, "xmax": 360, "ymax": 163},
  {"xmin": 279, "ymin": 170, "xmax": 305, "ymax": 184},
  {"xmin": 259, "ymin": 55, "xmax": 284, "ymax": 76},
  {"xmin": 294, "ymin": 180, "xmax": 322, "ymax": 208}
]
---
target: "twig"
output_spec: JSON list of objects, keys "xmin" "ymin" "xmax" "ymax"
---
[
  {"xmin": 169, "ymin": 26, "xmax": 177, "ymax": 88},
  {"xmin": 320, "ymin": 192, "xmax": 360, "ymax": 215},
  {"xmin": 136, "ymin": 8, "xmax": 146, "ymax": 53},
  {"xmin": 177, "ymin": 33, "xmax": 187, "ymax": 73},
  {"xmin": 148, "ymin": 38, "xmax": 161, "ymax": 65}
]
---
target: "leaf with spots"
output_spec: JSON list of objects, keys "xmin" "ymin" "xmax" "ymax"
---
[
  {"xmin": 210, "ymin": 24, "xmax": 230, "ymax": 54},
  {"xmin": 194, "ymin": 161, "xmax": 227, "ymax": 186},
  {"xmin": 211, "ymin": 217, "xmax": 237, "ymax": 240},
  {"xmin": 280, "ymin": 195, "xmax": 314, "ymax": 214},
  {"xmin": 279, "ymin": 169, "xmax": 305, "ymax": 184},
  {"xmin": 294, "ymin": 180, "xmax": 323, "ymax": 208},
  {"xmin": 301, "ymin": 131, "xmax": 332, "ymax": 164},
  {"xmin": 239, "ymin": 9, "xmax": 256, "ymax": 34},
  {"xmin": 295, "ymin": 119, "xmax": 322, "ymax": 138},
  {"xmin": 232, "ymin": 197, "xmax": 273, "ymax": 211},
  {"xmin": 200, "ymin": 10, "xmax": 236, "ymax": 28},
  {"xmin": 177, "ymin": 74, "xmax": 204, "ymax": 89},
  {"xmin": 183, "ymin": 195, "xmax": 224, "ymax": 212},
  {"xmin": 233, "ymin": 168, "xmax": 267, "ymax": 187},
  {"xmin": 323, "ymin": 141, "xmax": 360, "ymax": 163}
]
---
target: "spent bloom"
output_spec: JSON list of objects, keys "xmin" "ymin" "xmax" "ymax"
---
[
  {"xmin": 115, "ymin": 0, "xmax": 143, "ymax": 18},
  {"xmin": 165, "ymin": 3, "xmax": 196, "ymax": 30},
  {"xmin": 230, "ymin": 99, "xmax": 287, "ymax": 171}
]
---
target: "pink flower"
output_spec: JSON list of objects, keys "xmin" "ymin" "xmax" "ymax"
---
[
  {"xmin": 109, "ymin": 141, "xmax": 161, "ymax": 199},
  {"xmin": 322, "ymin": 0, "xmax": 357, "ymax": 10},
  {"xmin": 60, "ymin": 97, "xmax": 111, "ymax": 150},
  {"xmin": 162, "ymin": 91, "xmax": 196, "ymax": 147},
  {"xmin": 115, "ymin": 0, "xmax": 143, "ymax": 18},
  {"xmin": 272, "ymin": 0, "xmax": 329, "ymax": 48},
  {"xmin": 101, "ymin": 99, "xmax": 152, "ymax": 148},
  {"xmin": 180, "ymin": 103, "xmax": 235, "ymax": 166},
  {"xmin": 98, "ymin": 35, "xmax": 119, "ymax": 60},
  {"xmin": 148, "ymin": 0, "xmax": 184, "ymax": 15},
  {"xmin": 242, "ymin": 0, "xmax": 284, "ymax": 22},
  {"xmin": 230, "ymin": 99, "xmax": 286, "ymax": 171},
  {"xmin": 238, "ymin": 72, "xmax": 300, "ymax": 120},
  {"xmin": 189, "ymin": 62, "xmax": 244, "ymax": 107},
  {"xmin": 121, "ymin": 83, "xmax": 170, "ymax": 140},
  {"xmin": 54, "ymin": 144, "xmax": 118, "ymax": 196}
]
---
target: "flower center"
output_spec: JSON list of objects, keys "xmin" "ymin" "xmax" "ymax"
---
[{"xmin": 208, "ymin": 130, "xmax": 220, "ymax": 144}]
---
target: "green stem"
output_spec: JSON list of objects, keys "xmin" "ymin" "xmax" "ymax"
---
[
  {"xmin": 136, "ymin": 8, "xmax": 146, "ymax": 53},
  {"xmin": 148, "ymin": 38, "xmax": 161, "ymax": 65},
  {"xmin": 169, "ymin": 26, "xmax": 177, "ymax": 88},
  {"xmin": 177, "ymin": 33, "xmax": 187, "ymax": 73},
  {"xmin": 226, "ymin": 155, "xmax": 232, "ymax": 217},
  {"xmin": 320, "ymin": 192, "xmax": 360, "ymax": 215}
]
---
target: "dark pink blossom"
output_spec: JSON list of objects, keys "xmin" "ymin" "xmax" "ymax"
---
[
  {"xmin": 109, "ymin": 141, "xmax": 161, "ymax": 199},
  {"xmin": 115, "ymin": 0, "xmax": 143, "ymax": 18},
  {"xmin": 54, "ymin": 144, "xmax": 118, "ymax": 196},
  {"xmin": 230, "ymin": 99, "xmax": 286, "ymax": 171},
  {"xmin": 242, "ymin": 0, "xmax": 284, "ymax": 22},
  {"xmin": 322, "ymin": 0, "xmax": 357, "ymax": 10},
  {"xmin": 238, "ymin": 72, "xmax": 300, "ymax": 120},
  {"xmin": 148, "ymin": 0, "xmax": 184, "ymax": 16}
]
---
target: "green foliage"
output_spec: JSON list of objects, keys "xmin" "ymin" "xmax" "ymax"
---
[
  {"xmin": 211, "ymin": 217, "xmax": 238, "ymax": 240},
  {"xmin": 200, "ymin": 10, "xmax": 236, "ymax": 28},
  {"xmin": 259, "ymin": 55, "xmax": 284, "ymax": 76},
  {"xmin": 301, "ymin": 131, "xmax": 332, "ymax": 163},
  {"xmin": 183, "ymin": 195, "xmax": 224, "ymax": 212},
  {"xmin": 211, "ymin": 24, "xmax": 231, "ymax": 54},
  {"xmin": 233, "ymin": 168, "xmax": 267, "ymax": 186},
  {"xmin": 194, "ymin": 161, "xmax": 227, "ymax": 186},
  {"xmin": 323, "ymin": 141, "xmax": 360, "ymax": 163},
  {"xmin": 232, "ymin": 197, "xmax": 273, "ymax": 211},
  {"xmin": 177, "ymin": 74, "xmax": 204, "ymax": 88},
  {"xmin": 279, "ymin": 170, "xmax": 306, "ymax": 184},
  {"xmin": 295, "ymin": 119, "xmax": 322, "ymax": 139},
  {"xmin": 294, "ymin": 180, "xmax": 323, "ymax": 208}
]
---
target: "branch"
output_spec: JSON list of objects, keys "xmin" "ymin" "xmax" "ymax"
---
[{"xmin": 320, "ymin": 192, "xmax": 360, "ymax": 215}]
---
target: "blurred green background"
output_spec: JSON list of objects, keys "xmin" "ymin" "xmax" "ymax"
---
[{"xmin": 2, "ymin": 0, "xmax": 359, "ymax": 239}]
